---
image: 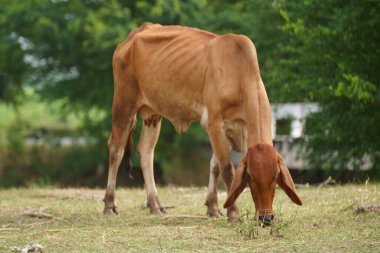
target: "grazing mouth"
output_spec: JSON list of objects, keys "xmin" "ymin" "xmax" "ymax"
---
[{"xmin": 258, "ymin": 214, "xmax": 274, "ymax": 226}]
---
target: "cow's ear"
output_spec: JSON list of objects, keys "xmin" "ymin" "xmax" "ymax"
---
[
  {"xmin": 276, "ymin": 153, "xmax": 302, "ymax": 205},
  {"xmin": 224, "ymin": 157, "xmax": 248, "ymax": 208}
]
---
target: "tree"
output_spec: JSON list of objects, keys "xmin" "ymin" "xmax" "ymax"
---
[
  {"xmin": 3, "ymin": 0, "xmax": 378, "ymax": 184},
  {"xmin": 279, "ymin": 0, "xmax": 380, "ymax": 174}
]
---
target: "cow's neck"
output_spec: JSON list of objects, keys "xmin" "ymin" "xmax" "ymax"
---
[{"xmin": 245, "ymin": 77, "xmax": 273, "ymax": 148}]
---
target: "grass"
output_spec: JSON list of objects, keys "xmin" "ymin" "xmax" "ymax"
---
[{"xmin": 0, "ymin": 184, "xmax": 379, "ymax": 252}]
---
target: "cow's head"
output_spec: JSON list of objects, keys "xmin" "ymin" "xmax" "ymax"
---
[{"xmin": 223, "ymin": 143, "xmax": 302, "ymax": 225}]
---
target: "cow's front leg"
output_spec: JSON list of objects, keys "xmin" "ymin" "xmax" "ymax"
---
[
  {"xmin": 137, "ymin": 114, "xmax": 164, "ymax": 215},
  {"xmin": 205, "ymin": 154, "xmax": 223, "ymax": 217},
  {"xmin": 207, "ymin": 121, "xmax": 239, "ymax": 222},
  {"xmin": 220, "ymin": 161, "xmax": 239, "ymax": 221}
]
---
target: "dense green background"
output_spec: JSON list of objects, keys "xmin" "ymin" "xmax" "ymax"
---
[{"xmin": 1, "ymin": 0, "xmax": 379, "ymax": 187}]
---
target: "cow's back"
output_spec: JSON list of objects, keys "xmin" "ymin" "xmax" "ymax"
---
[{"xmin": 115, "ymin": 24, "xmax": 217, "ymax": 123}]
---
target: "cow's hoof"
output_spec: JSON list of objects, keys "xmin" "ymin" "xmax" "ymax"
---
[
  {"xmin": 207, "ymin": 207, "xmax": 224, "ymax": 218},
  {"xmin": 227, "ymin": 214, "xmax": 238, "ymax": 224},
  {"xmin": 227, "ymin": 204, "xmax": 239, "ymax": 223},
  {"xmin": 150, "ymin": 207, "xmax": 164, "ymax": 216},
  {"xmin": 147, "ymin": 195, "xmax": 165, "ymax": 215},
  {"xmin": 227, "ymin": 212, "xmax": 239, "ymax": 223},
  {"xmin": 103, "ymin": 206, "xmax": 118, "ymax": 215}
]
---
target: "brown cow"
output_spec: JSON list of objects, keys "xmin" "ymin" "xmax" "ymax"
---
[{"xmin": 103, "ymin": 23, "xmax": 302, "ymax": 223}]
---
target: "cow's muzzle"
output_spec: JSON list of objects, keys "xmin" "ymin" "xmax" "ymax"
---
[{"xmin": 258, "ymin": 214, "xmax": 274, "ymax": 226}]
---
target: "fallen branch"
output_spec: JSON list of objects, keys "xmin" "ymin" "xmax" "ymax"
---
[
  {"xmin": 162, "ymin": 205, "xmax": 176, "ymax": 209},
  {"xmin": 178, "ymin": 225, "xmax": 200, "ymax": 229},
  {"xmin": 0, "ymin": 228, "xmax": 21, "ymax": 231},
  {"xmin": 23, "ymin": 211, "xmax": 53, "ymax": 219},
  {"xmin": 294, "ymin": 176, "xmax": 335, "ymax": 189}
]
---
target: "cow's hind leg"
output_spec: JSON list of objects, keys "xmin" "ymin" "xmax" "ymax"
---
[
  {"xmin": 103, "ymin": 60, "xmax": 138, "ymax": 215},
  {"xmin": 103, "ymin": 111, "xmax": 136, "ymax": 215},
  {"xmin": 137, "ymin": 113, "xmax": 164, "ymax": 215}
]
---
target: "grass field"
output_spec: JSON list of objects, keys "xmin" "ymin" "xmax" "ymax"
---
[{"xmin": 0, "ymin": 184, "xmax": 379, "ymax": 252}]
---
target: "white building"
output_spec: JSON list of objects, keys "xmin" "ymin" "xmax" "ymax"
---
[
  {"xmin": 271, "ymin": 103, "xmax": 319, "ymax": 139},
  {"xmin": 231, "ymin": 103, "xmax": 319, "ymax": 170}
]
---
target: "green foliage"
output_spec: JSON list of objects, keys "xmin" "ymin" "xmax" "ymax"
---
[
  {"xmin": 335, "ymin": 74, "xmax": 376, "ymax": 101},
  {"xmin": 1, "ymin": 0, "xmax": 379, "ymax": 185},
  {"xmin": 278, "ymin": 0, "xmax": 380, "ymax": 171},
  {"xmin": 0, "ymin": 91, "xmax": 81, "ymax": 147}
]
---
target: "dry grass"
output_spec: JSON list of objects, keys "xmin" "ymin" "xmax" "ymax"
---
[{"xmin": 0, "ymin": 184, "xmax": 379, "ymax": 252}]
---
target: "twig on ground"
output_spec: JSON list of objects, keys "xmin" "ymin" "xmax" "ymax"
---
[
  {"xmin": 318, "ymin": 176, "xmax": 332, "ymax": 188},
  {"xmin": 102, "ymin": 233, "xmax": 109, "ymax": 247},
  {"xmin": 340, "ymin": 203, "xmax": 356, "ymax": 211},
  {"xmin": 22, "ymin": 207, "xmax": 69, "ymax": 224},
  {"xmin": 294, "ymin": 176, "xmax": 335, "ymax": 188},
  {"xmin": 178, "ymin": 226, "xmax": 200, "ymax": 229},
  {"xmin": 0, "ymin": 228, "xmax": 21, "ymax": 231},
  {"xmin": 162, "ymin": 205, "xmax": 176, "ymax": 209},
  {"xmin": 23, "ymin": 211, "xmax": 53, "ymax": 219}
]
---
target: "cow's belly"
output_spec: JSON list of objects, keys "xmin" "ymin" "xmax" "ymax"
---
[
  {"xmin": 137, "ymin": 63, "xmax": 206, "ymax": 132},
  {"xmin": 138, "ymin": 84, "xmax": 204, "ymax": 133}
]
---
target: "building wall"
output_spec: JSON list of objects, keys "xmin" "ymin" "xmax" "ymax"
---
[{"xmin": 231, "ymin": 103, "xmax": 319, "ymax": 170}]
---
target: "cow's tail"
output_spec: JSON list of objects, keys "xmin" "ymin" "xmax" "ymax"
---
[{"xmin": 121, "ymin": 114, "xmax": 137, "ymax": 179}]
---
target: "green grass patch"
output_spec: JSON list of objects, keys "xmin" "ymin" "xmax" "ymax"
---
[{"xmin": 0, "ymin": 184, "xmax": 379, "ymax": 252}]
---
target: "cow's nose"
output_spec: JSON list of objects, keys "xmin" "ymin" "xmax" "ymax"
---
[{"xmin": 258, "ymin": 214, "xmax": 274, "ymax": 226}]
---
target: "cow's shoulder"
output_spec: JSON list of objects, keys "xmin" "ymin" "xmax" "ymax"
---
[
  {"xmin": 208, "ymin": 33, "xmax": 259, "ymax": 74},
  {"xmin": 113, "ymin": 23, "xmax": 160, "ymax": 67},
  {"xmin": 209, "ymin": 33, "xmax": 256, "ymax": 55},
  {"xmin": 127, "ymin": 22, "xmax": 162, "ymax": 41}
]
